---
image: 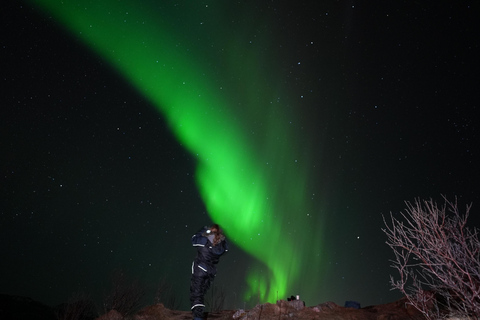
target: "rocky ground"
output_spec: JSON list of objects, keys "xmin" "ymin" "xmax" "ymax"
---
[
  {"xmin": 98, "ymin": 297, "xmax": 425, "ymax": 320},
  {"xmin": 0, "ymin": 293, "xmax": 437, "ymax": 320}
]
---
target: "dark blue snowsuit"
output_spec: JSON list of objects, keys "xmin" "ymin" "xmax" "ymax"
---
[{"xmin": 190, "ymin": 226, "xmax": 228, "ymax": 320}]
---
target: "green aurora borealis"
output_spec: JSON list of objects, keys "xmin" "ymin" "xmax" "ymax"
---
[{"xmin": 30, "ymin": 1, "xmax": 325, "ymax": 302}]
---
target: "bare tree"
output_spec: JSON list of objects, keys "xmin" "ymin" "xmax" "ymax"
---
[
  {"xmin": 206, "ymin": 284, "xmax": 226, "ymax": 312},
  {"xmin": 153, "ymin": 276, "xmax": 181, "ymax": 310},
  {"xmin": 383, "ymin": 196, "xmax": 480, "ymax": 319},
  {"xmin": 103, "ymin": 270, "xmax": 146, "ymax": 316},
  {"xmin": 55, "ymin": 292, "xmax": 97, "ymax": 320}
]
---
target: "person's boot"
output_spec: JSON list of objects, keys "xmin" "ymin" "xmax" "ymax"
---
[{"xmin": 192, "ymin": 305, "xmax": 205, "ymax": 320}]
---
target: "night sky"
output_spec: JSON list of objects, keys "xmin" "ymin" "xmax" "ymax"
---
[{"xmin": 2, "ymin": 0, "xmax": 479, "ymax": 311}]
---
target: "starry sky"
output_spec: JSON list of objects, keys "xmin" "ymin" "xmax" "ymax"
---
[{"xmin": 1, "ymin": 0, "xmax": 479, "ymax": 311}]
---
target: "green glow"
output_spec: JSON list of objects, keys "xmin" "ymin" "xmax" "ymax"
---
[{"xmin": 31, "ymin": 0, "xmax": 325, "ymax": 304}]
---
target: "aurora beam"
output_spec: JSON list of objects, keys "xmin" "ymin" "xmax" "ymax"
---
[{"xmin": 30, "ymin": 0, "xmax": 325, "ymax": 304}]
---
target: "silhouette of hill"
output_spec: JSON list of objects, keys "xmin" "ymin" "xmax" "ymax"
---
[{"xmin": 0, "ymin": 294, "xmax": 55, "ymax": 320}]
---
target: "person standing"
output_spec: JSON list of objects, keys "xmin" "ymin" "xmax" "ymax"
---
[{"xmin": 190, "ymin": 224, "xmax": 228, "ymax": 320}]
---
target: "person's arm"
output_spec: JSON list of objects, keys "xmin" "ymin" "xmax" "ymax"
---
[
  {"xmin": 210, "ymin": 238, "xmax": 228, "ymax": 255},
  {"xmin": 223, "ymin": 239, "xmax": 229, "ymax": 253},
  {"xmin": 191, "ymin": 226, "xmax": 208, "ymax": 246}
]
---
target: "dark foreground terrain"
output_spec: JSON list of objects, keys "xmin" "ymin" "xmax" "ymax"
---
[
  {"xmin": 1, "ymin": 294, "xmax": 425, "ymax": 320},
  {"xmin": 99, "ymin": 298, "xmax": 424, "ymax": 320}
]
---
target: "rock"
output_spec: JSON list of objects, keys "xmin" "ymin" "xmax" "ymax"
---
[
  {"xmin": 232, "ymin": 309, "xmax": 247, "ymax": 319},
  {"xmin": 288, "ymin": 299, "xmax": 306, "ymax": 310},
  {"xmin": 133, "ymin": 303, "xmax": 171, "ymax": 320},
  {"xmin": 96, "ymin": 309, "xmax": 123, "ymax": 320},
  {"xmin": 315, "ymin": 300, "xmax": 340, "ymax": 311}
]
